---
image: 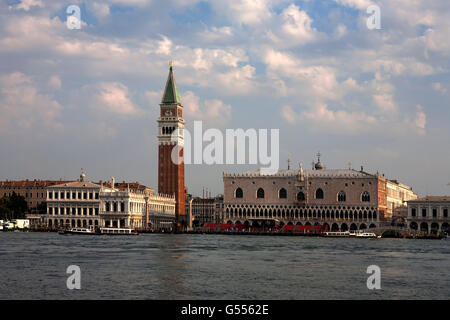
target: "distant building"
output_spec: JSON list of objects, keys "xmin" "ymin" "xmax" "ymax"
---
[
  {"xmin": 46, "ymin": 172, "xmax": 104, "ymax": 229},
  {"xmin": 386, "ymin": 179, "xmax": 417, "ymax": 218},
  {"xmin": 147, "ymin": 193, "xmax": 176, "ymax": 230},
  {"xmin": 407, "ymin": 196, "xmax": 450, "ymax": 234},
  {"xmin": 214, "ymin": 194, "xmax": 224, "ymax": 223},
  {"xmin": 190, "ymin": 197, "xmax": 215, "ymax": 227},
  {"xmin": 222, "ymin": 154, "xmax": 417, "ymax": 231},
  {"xmin": 45, "ymin": 172, "xmax": 175, "ymax": 230},
  {"xmin": 0, "ymin": 179, "xmax": 71, "ymax": 213}
]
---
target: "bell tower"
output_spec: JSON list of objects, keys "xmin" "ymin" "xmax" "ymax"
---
[{"xmin": 157, "ymin": 62, "xmax": 186, "ymax": 228}]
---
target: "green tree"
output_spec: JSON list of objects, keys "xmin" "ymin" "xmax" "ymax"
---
[{"xmin": 0, "ymin": 192, "xmax": 28, "ymax": 220}]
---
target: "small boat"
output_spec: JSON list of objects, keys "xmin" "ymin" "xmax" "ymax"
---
[
  {"xmin": 100, "ymin": 227, "xmax": 138, "ymax": 235},
  {"xmin": 58, "ymin": 226, "xmax": 99, "ymax": 235},
  {"xmin": 356, "ymin": 232, "xmax": 378, "ymax": 238},
  {"xmin": 323, "ymin": 231, "xmax": 351, "ymax": 237}
]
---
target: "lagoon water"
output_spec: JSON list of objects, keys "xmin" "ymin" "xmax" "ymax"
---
[{"xmin": 0, "ymin": 232, "xmax": 449, "ymax": 299}]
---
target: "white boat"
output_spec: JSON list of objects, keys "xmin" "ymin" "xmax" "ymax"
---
[
  {"xmin": 58, "ymin": 226, "xmax": 99, "ymax": 235},
  {"xmin": 100, "ymin": 227, "xmax": 138, "ymax": 235},
  {"xmin": 323, "ymin": 231, "xmax": 351, "ymax": 237},
  {"xmin": 356, "ymin": 232, "xmax": 377, "ymax": 238}
]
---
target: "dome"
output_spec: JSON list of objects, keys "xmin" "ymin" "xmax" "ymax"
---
[
  {"xmin": 315, "ymin": 161, "xmax": 324, "ymax": 170},
  {"xmin": 314, "ymin": 152, "xmax": 324, "ymax": 170}
]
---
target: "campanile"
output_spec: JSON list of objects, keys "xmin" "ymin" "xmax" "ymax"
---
[{"xmin": 157, "ymin": 62, "xmax": 186, "ymax": 228}]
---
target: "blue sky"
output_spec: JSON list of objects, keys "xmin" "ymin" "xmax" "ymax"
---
[{"xmin": 0, "ymin": 0, "xmax": 449, "ymax": 197}]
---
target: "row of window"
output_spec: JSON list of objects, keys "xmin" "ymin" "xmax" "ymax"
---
[
  {"xmin": 234, "ymin": 188, "xmax": 371, "ymax": 202},
  {"xmin": 48, "ymin": 191, "xmax": 99, "ymax": 200},
  {"xmin": 48, "ymin": 207, "xmax": 99, "ymax": 216},
  {"xmin": 2, "ymin": 192, "xmax": 45, "ymax": 198},
  {"xmin": 411, "ymin": 208, "xmax": 449, "ymax": 218},
  {"xmin": 225, "ymin": 208, "xmax": 377, "ymax": 220},
  {"xmin": 105, "ymin": 202, "xmax": 125, "ymax": 212}
]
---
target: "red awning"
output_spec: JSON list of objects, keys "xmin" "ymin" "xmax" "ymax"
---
[
  {"xmin": 282, "ymin": 224, "xmax": 295, "ymax": 231},
  {"xmin": 218, "ymin": 223, "xmax": 232, "ymax": 229}
]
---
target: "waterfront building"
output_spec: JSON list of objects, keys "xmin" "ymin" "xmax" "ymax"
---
[
  {"xmin": 386, "ymin": 179, "xmax": 417, "ymax": 218},
  {"xmin": 187, "ymin": 196, "xmax": 215, "ymax": 227},
  {"xmin": 0, "ymin": 179, "xmax": 70, "ymax": 214},
  {"xmin": 222, "ymin": 154, "xmax": 417, "ymax": 231},
  {"xmin": 46, "ymin": 172, "xmax": 104, "ymax": 228},
  {"xmin": 147, "ymin": 193, "xmax": 176, "ymax": 230},
  {"xmin": 45, "ymin": 172, "xmax": 176, "ymax": 230},
  {"xmin": 214, "ymin": 194, "xmax": 224, "ymax": 223},
  {"xmin": 157, "ymin": 62, "xmax": 186, "ymax": 228},
  {"xmin": 407, "ymin": 196, "xmax": 450, "ymax": 234}
]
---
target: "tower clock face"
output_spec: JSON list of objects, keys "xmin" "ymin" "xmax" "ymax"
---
[{"xmin": 165, "ymin": 109, "xmax": 173, "ymax": 116}]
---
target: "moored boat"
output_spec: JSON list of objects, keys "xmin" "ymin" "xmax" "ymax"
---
[
  {"xmin": 322, "ymin": 231, "xmax": 351, "ymax": 237},
  {"xmin": 58, "ymin": 226, "xmax": 99, "ymax": 235},
  {"xmin": 356, "ymin": 232, "xmax": 378, "ymax": 238},
  {"xmin": 100, "ymin": 227, "xmax": 138, "ymax": 235}
]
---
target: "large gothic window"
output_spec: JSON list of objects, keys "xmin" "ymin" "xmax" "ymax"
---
[
  {"xmin": 235, "ymin": 187, "xmax": 243, "ymax": 198},
  {"xmin": 315, "ymin": 188, "xmax": 324, "ymax": 199},
  {"xmin": 297, "ymin": 192, "xmax": 305, "ymax": 201},
  {"xmin": 279, "ymin": 188, "xmax": 287, "ymax": 199},
  {"xmin": 338, "ymin": 191, "xmax": 346, "ymax": 202},
  {"xmin": 362, "ymin": 191, "xmax": 370, "ymax": 202},
  {"xmin": 257, "ymin": 188, "xmax": 265, "ymax": 199}
]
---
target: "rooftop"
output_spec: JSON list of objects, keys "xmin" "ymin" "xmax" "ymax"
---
[
  {"xmin": 408, "ymin": 196, "xmax": 450, "ymax": 202},
  {"xmin": 161, "ymin": 63, "xmax": 181, "ymax": 105},
  {"xmin": 49, "ymin": 181, "xmax": 101, "ymax": 188},
  {"xmin": 224, "ymin": 168, "xmax": 376, "ymax": 178},
  {"xmin": 0, "ymin": 180, "xmax": 72, "ymax": 187}
]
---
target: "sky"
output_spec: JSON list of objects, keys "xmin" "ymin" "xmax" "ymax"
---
[{"xmin": 0, "ymin": 0, "xmax": 449, "ymax": 197}]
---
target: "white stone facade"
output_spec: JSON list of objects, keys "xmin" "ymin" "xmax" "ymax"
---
[
  {"xmin": 46, "ymin": 180, "xmax": 104, "ymax": 228},
  {"xmin": 407, "ymin": 196, "xmax": 450, "ymax": 234},
  {"xmin": 46, "ymin": 178, "xmax": 176, "ymax": 230}
]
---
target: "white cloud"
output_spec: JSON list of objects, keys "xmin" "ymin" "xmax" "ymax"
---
[
  {"xmin": 156, "ymin": 36, "xmax": 172, "ymax": 55},
  {"xmin": 222, "ymin": 0, "xmax": 272, "ymax": 26},
  {"xmin": 182, "ymin": 91, "xmax": 232, "ymax": 127},
  {"xmin": 414, "ymin": 105, "xmax": 426, "ymax": 135},
  {"xmin": 282, "ymin": 103, "xmax": 377, "ymax": 135},
  {"xmin": 0, "ymin": 72, "xmax": 63, "ymax": 132},
  {"xmin": 95, "ymin": 82, "xmax": 138, "ymax": 115},
  {"xmin": 48, "ymin": 75, "xmax": 61, "ymax": 89},
  {"xmin": 13, "ymin": 0, "xmax": 44, "ymax": 11},
  {"xmin": 197, "ymin": 26, "xmax": 233, "ymax": 43},
  {"xmin": 263, "ymin": 49, "xmax": 338, "ymax": 100},
  {"xmin": 373, "ymin": 93, "xmax": 397, "ymax": 113},
  {"xmin": 280, "ymin": 4, "xmax": 317, "ymax": 42},
  {"xmin": 432, "ymin": 82, "xmax": 447, "ymax": 95},
  {"xmin": 334, "ymin": 0, "xmax": 374, "ymax": 10}
]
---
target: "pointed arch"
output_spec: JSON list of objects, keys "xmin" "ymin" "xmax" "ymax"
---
[
  {"xmin": 362, "ymin": 191, "xmax": 370, "ymax": 202},
  {"xmin": 257, "ymin": 188, "xmax": 265, "ymax": 199},
  {"xmin": 315, "ymin": 188, "xmax": 324, "ymax": 199}
]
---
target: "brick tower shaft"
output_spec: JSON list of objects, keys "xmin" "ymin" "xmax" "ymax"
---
[{"xmin": 157, "ymin": 63, "xmax": 186, "ymax": 228}]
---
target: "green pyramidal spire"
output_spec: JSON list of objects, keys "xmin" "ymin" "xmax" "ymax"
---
[{"xmin": 162, "ymin": 61, "xmax": 181, "ymax": 105}]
